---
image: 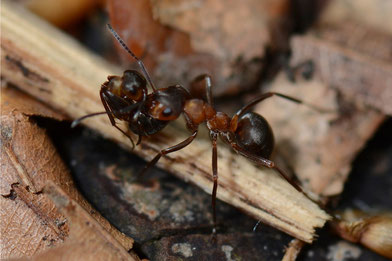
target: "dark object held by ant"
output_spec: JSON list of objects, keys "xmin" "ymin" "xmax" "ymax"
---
[{"xmin": 73, "ymin": 24, "xmax": 327, "ymax": 233}]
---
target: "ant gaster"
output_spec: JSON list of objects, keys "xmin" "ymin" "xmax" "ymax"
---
[{"xmin": 73, "ymin": 24, "xmax": 324, "ymax": 232}]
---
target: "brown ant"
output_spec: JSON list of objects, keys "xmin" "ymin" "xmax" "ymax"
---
[{"xmin": 73, "ymin": 24, "xmax": 327, "ymax": 233}]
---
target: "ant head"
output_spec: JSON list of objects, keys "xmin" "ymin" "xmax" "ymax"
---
[
  {"xmin": 146, "ymin": 85, "xmax": 189, "ymax": 121},
  {"xmin": 122, "ymin": 70, "xmax": 147, "ymax": 102}
]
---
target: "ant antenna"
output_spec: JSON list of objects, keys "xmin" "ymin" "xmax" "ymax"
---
[
  {"xmin": 107, "ymin": 24, "xmax": 157, "ymax": 91},
  {"xmin": 71, "ymin": 112, "xmax": 108, "ymax": 128}
]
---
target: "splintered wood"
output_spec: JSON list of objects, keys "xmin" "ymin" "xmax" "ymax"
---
[{"xmin": 1, "ymin": 2, "xmax": 329, "ymax": 243}]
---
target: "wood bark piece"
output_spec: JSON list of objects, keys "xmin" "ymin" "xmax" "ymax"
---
[
  {"xmin": 0, "ymin": 87, "xmax": 134, "ymax": 259},
  {"xmin": 290, "ymin": 22, "xmax": 392, "ymax": 115},
  {"xmin": 255, "ymin": 74, "xmax": 384, "ymax": 196},
  {"xmin": 1, "ymin": 1, "xmax": 330, "ymax": 243}
]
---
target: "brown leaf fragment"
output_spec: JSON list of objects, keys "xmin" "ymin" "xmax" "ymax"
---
[
  {"xmin": 11, "ymin": 182, "xmax": 140, "ymax": 261},
  {"xmin": 1, "ymin": 86, "xmax": 133, "ymax": 258},
  {"xmin": 0, "ymin": 185, "xmax": 68, "ymax": 259}
]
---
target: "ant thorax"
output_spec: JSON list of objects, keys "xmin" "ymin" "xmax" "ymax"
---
[{"xmin": 183, "ymin": 99, "xmax": 231, "ymax": 133}]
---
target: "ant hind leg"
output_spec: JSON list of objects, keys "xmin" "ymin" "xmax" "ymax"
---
[
  {"xmin": 229, "ymin": 142, "xmax": 311, "ymax": 198},
  {"xmin": 210, "ymin": 131, "xmax": 219, "ymax": 234}
]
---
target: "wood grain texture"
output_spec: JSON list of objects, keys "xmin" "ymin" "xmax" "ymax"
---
[{"xmin": 1, "ymin": 1, "xmax": 329, "ymax": 243}]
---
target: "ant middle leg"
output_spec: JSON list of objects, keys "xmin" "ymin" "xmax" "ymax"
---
[{"xmin": 138, "ymin": 129, "xmax": 199, "ymax": 178}]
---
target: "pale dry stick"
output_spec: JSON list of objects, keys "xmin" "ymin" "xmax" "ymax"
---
[
  {"xmin": 282, "ymin": 239, "xmax": 306, "ymax": 261},
  {"xmin": 1, "ymin": 1, "xmax": 330, "ymax": 242}
]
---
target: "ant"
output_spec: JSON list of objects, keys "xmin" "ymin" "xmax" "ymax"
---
[{"xmin": 73, "ymin": 24, "xmax": 327, "ymax": 233}]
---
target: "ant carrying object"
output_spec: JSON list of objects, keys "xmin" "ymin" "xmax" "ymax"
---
[{"xmin": 73, "ymin": 24, "xmax": 326, "ymax": 232}]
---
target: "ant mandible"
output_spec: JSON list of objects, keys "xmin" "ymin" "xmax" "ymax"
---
[{"xmin": 73, "ymin": 24, "xmax": 323, "ymax": 232}]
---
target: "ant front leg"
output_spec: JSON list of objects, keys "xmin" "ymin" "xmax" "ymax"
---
[
  {"xmin": 100, "ymin": 89, "xmax": 136, "ymax": 148},
  {"xmin": 138, "ymin": 129, "xmax": 198, "ymax": 178}
]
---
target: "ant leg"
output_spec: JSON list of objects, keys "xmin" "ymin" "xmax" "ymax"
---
[
  {"xmin": 138, "ymin": 129, "xmax": 198, "ymax": 178},
  {"xmin": 229, "ymin": 142, "xmax": 306, "ymax": 195},
  {"xmin": 210, "ymin": 131, "xmax": 219, "ymax": 233},
  {"xmin": 100, "ymin": 90, "xmax": 136, "ymax": 148},
  {"xmin": 190, "ymin": 74, "xmax": 213, "ymax": 106}
]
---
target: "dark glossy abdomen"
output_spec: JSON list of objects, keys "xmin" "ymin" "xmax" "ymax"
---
[{"xmin": 235, "ymin": 112, "xmax": 274, "ymax": 159}]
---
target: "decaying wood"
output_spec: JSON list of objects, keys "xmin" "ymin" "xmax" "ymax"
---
[
  {"xmin": 255, "ymin": 74, "xmax": 384, "ymax": 196},
  {"xmin": 1, "ymin": 1, "xmax": 330, "ymax": 242},
  {"xmin": 0, "ymin": 87, "xmax": 134, "ymax": 259}
]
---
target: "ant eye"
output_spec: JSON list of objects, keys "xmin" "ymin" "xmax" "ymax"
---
[{"xmin": 162, "ymin": 107, "xmax": 172, "ymax": 116}]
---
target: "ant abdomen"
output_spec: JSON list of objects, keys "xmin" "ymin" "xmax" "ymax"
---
[{"xmin": 235, "ymin": 112, "xmax": 275, "ymax": 159}]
